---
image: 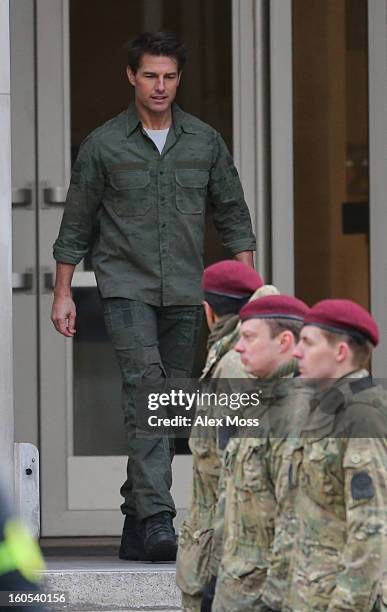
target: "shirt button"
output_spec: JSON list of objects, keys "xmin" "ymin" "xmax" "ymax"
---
[
  {"xmin": 351, "ymin": 454, "xmax": 361, "ymax": 464},
  {"xmin": 159, "ymin": 171, "xmax": 164, "ymax": 175},
  {"xmin": 161, "ymin": 223, "xmax": 166, "ymax": 228}
]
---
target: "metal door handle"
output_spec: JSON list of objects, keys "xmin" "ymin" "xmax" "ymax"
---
[
  {"xmin": 43, "ymin": 186, "xmax": 67, "ymax": 206},
  {"xmin": 44, "ymin": 272, "xmax": 54, "ymax": 291},
  {"xmin": 12, "ymin": 272, "xmax": 33, "ymax": 292},
  {"xmin": 12, "ymin": 188, "xmax": 32, "ymax": 207}
]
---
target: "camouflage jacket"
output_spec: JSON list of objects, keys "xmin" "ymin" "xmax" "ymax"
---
[
  {"xmin": 285, "ymin": 372, "xmax": 387, "ymax": 612},
  {"xmin": 213, "ymin": 363, "xmax": 312, "ymax": 612},
  {"xmin": 176, "ymin": 313, "xmax": 247, "ymax": 605},
  {"xmin": 176, "ymin": 285, "xmax": 279, "ymax": 610}
]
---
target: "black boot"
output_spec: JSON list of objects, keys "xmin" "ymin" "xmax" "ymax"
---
[
  {"xmin": 142, "ymin": 511, "xmax": 177, "ymax": 562},
  {"xmin": 119, "ymin": 515, "xmax": 145, "ymax": 560}
]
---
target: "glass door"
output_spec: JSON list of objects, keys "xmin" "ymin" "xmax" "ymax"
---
[
  {"xmin": 292, "ymin": 0, "xmax": 370, "ymax": 308},
  {"xmin": 11, "ymin": 0, "xmax": 233, "ymax": 536}
]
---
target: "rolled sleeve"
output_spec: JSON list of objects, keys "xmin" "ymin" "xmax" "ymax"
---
[
  {"xmin": 209, "ymin": 134, "xmax": 256, "ymax": 254},
  {"xmin": 53, "ymin": 135, "xmax": 105, "ymax": 264}
]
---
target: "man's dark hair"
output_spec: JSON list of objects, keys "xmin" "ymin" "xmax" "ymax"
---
[
  {"xmin": 204, "ymin": 292, "xmax": 250, "ymax": 316},
  {"xmin": 127, "ymin": 31, "xmax": 187, "ymax": 73}
]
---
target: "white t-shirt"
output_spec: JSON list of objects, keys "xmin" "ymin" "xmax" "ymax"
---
[{"xmin": 144, "ymin": 128, "xmax": 170, "ymax": 154}]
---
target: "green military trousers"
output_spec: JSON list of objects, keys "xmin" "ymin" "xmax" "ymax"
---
[{"xmin": 103, "ymin": 298, "xmax": 202, "ymax": 521}]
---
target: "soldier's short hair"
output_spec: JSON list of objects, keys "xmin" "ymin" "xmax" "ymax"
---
[
  {"xmin": 205, "ymin": 293, "xmax": 249, "ymax": 316},
  {"xmin": 265, "ymin": 318, "xmax": 303, "ymax": 342},
  {"xmin": 321, "ymin": 329, "xmax": 373, "ymax": 368},
  {"xmin": 127, "ymin": 31, "xmax": 187, "ymax": 73}
]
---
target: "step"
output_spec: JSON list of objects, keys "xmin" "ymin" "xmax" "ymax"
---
[{"xmin": 40, "ymin": 558, "xmax": 182, "ymax": 611}]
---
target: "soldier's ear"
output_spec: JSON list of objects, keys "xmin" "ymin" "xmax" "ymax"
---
[
  {"xmin": 203, "ymin": 301, "xmax": 216, "ymax": 331},
  {"xmin": 336, "ymin": 341, "xmax": 350, "ymax": 364},
  {"xmin": 279, "ymin": 330, "xmax": 294, "ymax": 354}
]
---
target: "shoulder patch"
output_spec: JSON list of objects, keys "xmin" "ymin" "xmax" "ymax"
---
[{"xmin": 351, "ymin": 470, "xmax": 375, "ymax": 500}]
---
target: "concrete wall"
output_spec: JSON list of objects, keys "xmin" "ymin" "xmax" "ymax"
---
[{"xmin": 0, "ymin": 0, "xmax": 14, "ymax": 503}]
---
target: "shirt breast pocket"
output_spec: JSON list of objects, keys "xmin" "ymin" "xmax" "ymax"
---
[
  {"xmin": 175, "ymin": 169, "xmax": 208, "ymax": 214},
  {"xmin": 108, "ymin": 169, "xmax": 151, "ymax": 216},
  {"xmin": 302, "ymin": 441, "xmax": 343, "ymax": 508}
]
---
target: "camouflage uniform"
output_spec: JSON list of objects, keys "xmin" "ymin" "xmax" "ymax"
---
[
  {"xmin": 213, "ymin": 365, "xmax": 312, "ymax": 612},
  {"xmin": 176, "ymin": 314, "xmax": 246, "ymax": 612},
  {"xmin": 176, "ymin": 285, "xmax": 278, "ymax": 612},
  {"xmin": 285, "ymin": 372, "xmax": 387, "ymax": 612},
  {"xmin": 260, "ymin": 382, "xmax": 313, "ymax": 611}
]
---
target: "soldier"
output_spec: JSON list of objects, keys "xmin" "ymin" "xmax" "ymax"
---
[
  {"xmin": 176, "ymin": 260, "xmax": 276, "ymax": 611},
  {"xmin": 286, "ymin": 299, "xmax": 387, "ymax": 611},
  {"xmin": 211, "ymin": 295, "xmax": 311, "ymax": 612}
]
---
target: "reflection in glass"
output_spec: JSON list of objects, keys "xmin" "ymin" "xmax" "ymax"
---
[{"xmin": 293, "ymin": 0, "xmax": 369, "ymax": 308}]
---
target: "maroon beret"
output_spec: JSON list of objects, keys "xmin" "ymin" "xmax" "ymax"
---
[
  {"xmin": 303, "ymin": 299, "xmax": 379, "ymax": 346},
  {"xmin": 240, "ymin": 295, "xmax": 309, "ymax": 322},
  {"xmin": 202, "ymin": 260, "xmax": 263, "ymax": 298}
]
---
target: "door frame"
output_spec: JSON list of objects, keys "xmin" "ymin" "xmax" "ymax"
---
[
  {"xmin": 268, "ymin": 0, "xmax": 387, "ymax": 374},
  {"xmin": 369, "ymin": 0, "xmax": 387, "ymax": 377}
]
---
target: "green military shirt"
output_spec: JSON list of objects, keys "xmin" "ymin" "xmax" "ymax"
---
[{"xmin": 53, "ymin": 104, "xmax": 256, "ymax": 305}]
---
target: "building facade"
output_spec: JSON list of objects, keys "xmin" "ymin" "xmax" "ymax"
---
[{"xmin": 1, "ymin": 0, "xmax": 386, "ymax": 537}]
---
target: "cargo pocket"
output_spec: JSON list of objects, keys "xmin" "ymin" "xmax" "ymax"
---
[
  {"xmin": 109, "ymin": 168, "xmax": 151, "ymax": 216},
  {"xmin": 236, "ymin": 484, "xmax": 275, "ymax": 552},
  {"xmin": 176, "ymin": 518, "xmax": 214, "ymax": 596},
  {"xmin": 305, "ymin": 566, "xmax": 337, "ymax": 602},
  {"xmin": 234, "ymin": 443, "xmax": 275, "ymax": 556},
  {"xmin": 175, "ymin": 169, "xmax": 208, "ymax": 214}
]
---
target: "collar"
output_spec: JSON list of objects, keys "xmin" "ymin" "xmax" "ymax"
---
[
  {"xmin": 126, "ymin": 102, "xmax": 198, "ymax": 137},
  {"xmin": 312, "ymin": 369, "xmax": 371, "ymax": 416},
  {"xmin": 206, "ymin": 314, "xmax": 239, "ymax": 350},
  {"xmin": 267, "ymin": 358, "xmax": 298, "ymax": 381}
]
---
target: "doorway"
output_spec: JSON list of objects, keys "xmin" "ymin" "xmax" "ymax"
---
[{"xmin": 11, "ymin": 0, "xmax": 232, "ymax": 536}]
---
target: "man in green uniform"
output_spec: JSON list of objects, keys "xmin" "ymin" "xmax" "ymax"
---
[
  {"xmin": 286, "ymin": 299, "xmax": 387, "ymax": 611},
  {"xmin": 210, "ymin": 295, "xmax": 310, "ymax": 612},
  {"xmin": 50, "ymin": 31, "xmax": 255, "ymax": 562},
  {"xmin": 176, "ymin": 260, "xmax": 277, "ymax": 610}
]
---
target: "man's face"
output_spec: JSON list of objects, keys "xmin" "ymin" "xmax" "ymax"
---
[
  {"xmin": 127, "ymin": 54, "xmax": 181, "ymax": 115},
  {"xmin": 235, "ymin": 319, "xmax": 282, "ymax": 377},
  {"xmin": 293, "ymin": 326, "xmax": 338, "ymax": 379}
]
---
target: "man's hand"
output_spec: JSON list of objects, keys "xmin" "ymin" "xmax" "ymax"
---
[
  {"xmin": 51, "ymin": 295, "xmax": 77, "ymax": 337},
  {"xmin": 50, "ymin": 262, "xmax": 77, "ymax": 337}
]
